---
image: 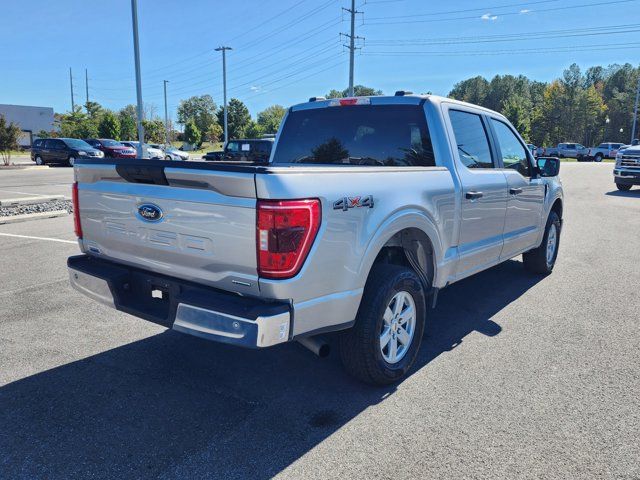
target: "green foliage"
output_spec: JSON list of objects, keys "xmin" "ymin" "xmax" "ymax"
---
[
  {"xmin": 58, "ymin": 107, "xmax": 98, "ymax": 139},
  {"xmin": 142, "ymin": 119, "xmax": 166, "ymax": 143},
  {"xmin": 118, "ymin": 105, "xmax": 138, "ymax": 140},
  {"xmin": 205, "ymin": 122, "xmax": 223, "ymax": 143},
  {"xmin": 0, "ymin": 115, "xmax": 22, "ymax": 165},
  {"xmin": 326, "ymin": 85, "xmax": 383, "ymax": 98},
  {"xmin": 183, "ymin": 120, "xmax": 201, "ymax": 146},
  {"xmin": 450, "ymin": 63, "xmax": 639, "ymax": 146},
  {"xmin": 35, "ymin": 129, "xmax": 56, "ymax": 139},
  {"xmin": 98, "ymin": 111, "xmax": 121, "ymax": 140},
  {"xmin": 244, "ymin": 121, "xmax": 264, "ymax": 139},
  {"xmin": 177, "ymin": 95, "xmax": 217, "ymax": 135},
  {"xmin": 257, "ymin": 105, "xmax": 286, "ymax": 134},
  {"xmin": 217, "ymin": 98, "xmax": 251, "ymax": 140}
]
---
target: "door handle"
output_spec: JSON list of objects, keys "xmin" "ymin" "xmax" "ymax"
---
[
  {"xmin": 465, "ymin": 191, "xmax": 484, "ymax": 200},
  {"xmin": 509, "ymin": 187, "xmax": 523, "ymax": 195}
]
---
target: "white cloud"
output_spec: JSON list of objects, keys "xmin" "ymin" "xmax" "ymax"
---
[
  {"xmin": 480, "ymin": 13, "xmax": 498, "ymax": 21},
  {"xmin": 520, "ymin": 9, "xmax": 531, "ymax": 14},
  {"xmin": 250, "ymin": 85, "xmax": 261, "ymax": 92}
]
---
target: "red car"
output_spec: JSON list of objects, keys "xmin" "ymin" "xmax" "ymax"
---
[{"xmin": 84, "ymin": 139, "xmax": 136, "ymax": 158}]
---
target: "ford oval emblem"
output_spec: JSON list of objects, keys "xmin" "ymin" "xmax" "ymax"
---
[{"xmin": 137, "ymin": 203, "xmax": 163, "ymax": 222}]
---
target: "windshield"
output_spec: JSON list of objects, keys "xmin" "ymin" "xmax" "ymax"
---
[
  {"xmin": 102, "ymin": 140, "xmax": 124, "ymax": 147},
  {"xmin": 63, "ymin": 139, "xmax": 93, "ymax": 149},
  {"xmin": 272, "ymin": 104, "xmax": 436, "ymax": 166}
]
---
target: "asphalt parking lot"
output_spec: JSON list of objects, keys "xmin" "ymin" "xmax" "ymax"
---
[{"xmin": 0, "ymin": 163, "xmax": 638, "ymax": 479}]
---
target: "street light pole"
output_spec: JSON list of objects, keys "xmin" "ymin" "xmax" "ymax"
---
[
  {"xmin": 163, "ymin": 80, "xmax": 169, "ymax": 146},
  {"xmin": 215, "ymin": 46, "xmax": 232, "ymax": 144},
  {"xmin": 631, "ymin": 73, "xmax": 640, "ymax": 143},
  {"xmin": 130, "ymin": 0, "xmax": 145, "ymax": 158}
]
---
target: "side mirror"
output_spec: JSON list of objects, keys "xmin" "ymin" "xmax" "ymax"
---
[{"xmin": 536, "ymin": 157, "xmax": 560, "ymax": 177}]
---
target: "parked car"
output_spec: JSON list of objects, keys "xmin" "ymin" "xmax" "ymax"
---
[
  {"xmin": 120, "ymin": 141, "xmax": 164, "ymax": 159},
  {"xmin": 162, "ymin": 146, "xmax": 189, "ymax": 161},
  {"xmin": 68, "ymin": 94, "xmax": 563, "ymax": 385},
  {"xmin": 84, "ymin": 139, "xmax": 136, "ymax": 158},
  {"xmin": 557, "ymin": 143, "xmax": 589, "ymax": 159},
  {"xmin": 587, "ymin": 142, "xmax": 625, "ymax": 162},
  {"xmin": 31, "ymin": 138, "xmax": 103, "ymax": 166},
  {"xmin": 613, "ymin": 146, "xmax": 640, "ymax": 190},
  {"xmin": 203, "ymin": 138, "xmax": 274, "ymax": 163}
]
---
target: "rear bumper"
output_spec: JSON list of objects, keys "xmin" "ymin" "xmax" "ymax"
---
[
  {"xmin": 68, "ymin": 255, "xmax": 291, "ymax": 348},
  {"xmin": 614, "ymin": 169, "xmax": 640, "ymax": 185}
]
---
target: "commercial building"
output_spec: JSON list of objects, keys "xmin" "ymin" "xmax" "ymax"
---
[{"xmin": 0, "ymin": 104, "xmax": 55, "ymax": 147}]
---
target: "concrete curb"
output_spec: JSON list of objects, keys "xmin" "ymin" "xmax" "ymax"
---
[
  {"xmin": 0, "ymin": 210, "xmax": 69, "ymax": 225},
  {"xmin": 0, "ymin": 195, "xmax": 65, "ymax": 207},
  {"xmin": 0, "ymin": 165, "xmax": 50, "ymax": 171}
]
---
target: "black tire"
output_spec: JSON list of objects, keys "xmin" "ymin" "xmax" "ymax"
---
[
  {"xmin": 595, "ymin": 153, "xmax": 603, "ymax": 162},
  {"xmin": 35, "ymin": 155, "xmax": 44, "ymax": 166},
  {"xmin": 616, "ymin": 183, "xmax": 632, "ymax": 191},
  {"xmin": 67, "ymin": 156, "xmax": 75, "ymax": 167},
  {"xmin": 165, "ymin": 155, "xmax": 172, "ymax": 160},
  {"xmin": 523, "ymin": 211, "xmax": 561, "ymax": 275},
  {"xmin": 339, "ymin": 264, "xmax": 426, "ymax": 386}
]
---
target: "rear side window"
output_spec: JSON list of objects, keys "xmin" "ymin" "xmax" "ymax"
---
[
  {"xmin": 272, "ymin": 104, "xmax": 436, "ymax": 166},
  {"xmin": 33, "ymin": 139, "xmax": 43, "ymax": 148},
  {"xmin": 449, "ymin": 110, "xmax": 494, "ymax": 169}
]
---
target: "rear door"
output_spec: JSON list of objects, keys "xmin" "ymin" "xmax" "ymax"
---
[
  {"xmin": 445, "ymin": 107, "xmax": 509, "ymax": 276},
  {"xmin": 488, "ymin": 118, "xmax": 545, "ymax": 259},
  {"xmin": 76, "ymin": 162, "xmax": 261, "ymax": 295}
]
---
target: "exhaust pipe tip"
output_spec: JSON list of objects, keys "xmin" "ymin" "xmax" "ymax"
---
[{"xmin": 297, "ymin": 335, "xmax": 330, "ymax": 358}]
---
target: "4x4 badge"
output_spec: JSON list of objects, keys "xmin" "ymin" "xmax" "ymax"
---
[{"xmin": 333, "ymin": 195, "xmax": 374, "ymax": 211}]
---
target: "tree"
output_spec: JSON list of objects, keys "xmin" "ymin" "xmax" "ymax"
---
[
  {"xmin": 216, "ymin": 98, "xmax": 251, "ymax": 140},
  {"xmin": 449, "ymin": 76, "xmax": 490, "ymax": 105},
  {"xmin": 98, "ymin": 111, "xmax": 121, "ymax": 140},
  {"xmin": 326, "ymin": 85, "xmax": 383, "ymax": 98},
  {"xmin": 58, "ymin": 107, "xmax": 99, "ymax": 139},
  {"xmin": 0, "ymin": 115, "xmax": 22, "ymax": 166},
  {"xmin": 257, "ymin": 105, "xmax": 286, "ymax": 134},
  {"xmin": 205, "ymin": 123, "xmax": 223, "ymax": 143},
  {"xmin": 183, "ymin": 120, "xmax": 201, "ymax": 146},
  {"xmin": 142, "ymin": 119, "xmax": 165, "ymax": 143},
  {"xmin": 177, "ymin": 95, "xmax": 217, "ymax": 134},
  {"xmin": 118, "ymin": 105, "xmax": 137, "ymax": 140},
  {"xmin": 244, "ymin": 121, "xmax": 264, "ymax": 139}
]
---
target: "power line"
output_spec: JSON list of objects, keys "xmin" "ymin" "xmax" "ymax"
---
[{"xmin": 364, "ymin": 0, "xmax": 639, "ymax": 25}]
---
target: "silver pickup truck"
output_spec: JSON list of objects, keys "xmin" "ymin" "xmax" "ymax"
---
[{"xmin": 68, "ymin": 94, "xmax": 564, "ymax": 385}]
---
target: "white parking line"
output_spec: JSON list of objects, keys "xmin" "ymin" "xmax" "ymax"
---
[{"xmin": 0, "ymin": 232, "xmax": 77, "ymax": 244}]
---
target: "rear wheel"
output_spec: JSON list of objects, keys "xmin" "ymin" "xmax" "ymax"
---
[
  {"xmin": 339, "ymin": 264, "xmax": 426, "ymax": 385},
  {"xmin": 523, "ymin": 211, "xmax": 561, "ymax": 274},
  {"xmin": 35, "ymin": 155, "xmax": 44, "ymax": 166},
  {"xmin": 67, "ymin": 156, "xmax": 75, "ymax": 167},
  {"xmin": 165, "ymin": 155, "xmax": 172, "ymax": 160},
  {"xmin": 616, "ymin": 183, "xmax": 632, "ymax": 191},
  {"xmin": 595, "ymin": 153, "xmax": 603, "ymax": 162}
]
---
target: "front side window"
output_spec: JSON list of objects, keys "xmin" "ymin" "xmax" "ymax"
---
[
  {"xmin": 449, "ymin": 110, "xmax": 494, "ymax": 169},
  {"xmin": 272, "ymin": 104, "xmax": 436, "ymax": 166},
  {"xmin": 226, "ymin": 142, "xmax": 239, "ymax": 152},
  {"xmin": 491, "ymin": 119, "xmax": 531, "ymax": 177}
]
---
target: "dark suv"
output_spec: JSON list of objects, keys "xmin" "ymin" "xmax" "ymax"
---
[
  {"xmin": 31, "ymin": 138, "xmax": 104, "ymax": 166},
  {"xmin": 84, "ymin": 139, "xmax": 137, "ymax": 158},
  {"xmin": 203, "ymin": 138, "xmax": 274, "ymax": 163}
]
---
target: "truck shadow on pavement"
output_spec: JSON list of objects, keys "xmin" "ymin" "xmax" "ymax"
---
[
  {"xmin": 605, "ymin": 189, "xmax": 640, "ymax": 197},
  {"xmin": 0, "ymin": 260, "xmax": 542, "ymax": 479}
]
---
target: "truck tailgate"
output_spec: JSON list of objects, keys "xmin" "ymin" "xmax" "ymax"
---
[{"xmin": 75, "ymin": 161, "xmax": 260, "ymax": 296}]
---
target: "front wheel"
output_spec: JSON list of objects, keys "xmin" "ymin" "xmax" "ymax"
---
[
  {"xmin": 523, "ymin": 211, "xmax": 561, "ymax": 274},
  {"xmin": 165, "ymin": 155, "xmax": 172, "ymax": 160},
  {"xmin": 35, "ymin": 156, "xmax": 44, "ymax": 166},
  {"xmin": 339, "ymin": 264, "xmax": 426, "ymax": 385},
  {"xmin": 616, "ymin": 183, "xmax": 632, "ymax": 191},
  {"xmin": 595, "ymin": 154, "xmax": 603, "ymax": 162}
]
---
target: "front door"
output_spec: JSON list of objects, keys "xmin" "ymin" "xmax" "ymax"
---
[
  {"xmin": 446, "ymin": 108, "xmax": 509, "ymax": 277},
  {"xmin": 488, "ymin": 118, "xmax": 545, "ymax": 259}
]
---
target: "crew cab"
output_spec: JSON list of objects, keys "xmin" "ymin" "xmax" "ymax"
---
[
  {"xmin": 67, "ymin": 94, "xmax": 563, "ymax": 385},
  {"xmin": 203, "ymin": 138, "xmax": 274, "ymax": 163},
  {"xmin": 588, "ymin": 142, "xmax": 625, "ymax": 162}
]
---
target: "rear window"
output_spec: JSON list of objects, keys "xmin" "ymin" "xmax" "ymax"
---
[{"xmin": 272, "ymin": 104, "xmax": 436, "ymax": 166}]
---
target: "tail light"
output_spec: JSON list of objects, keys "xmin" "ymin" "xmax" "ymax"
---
[
  {"xmin": 257, "ymin": 199, "xmax": 321, "ymax": 279},
  {"xmin": 72, "ymin": 182, "xmax": 82, "ymax": 239}
]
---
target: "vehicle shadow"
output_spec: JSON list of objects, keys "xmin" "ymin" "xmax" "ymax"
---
[
  {"xmin": 605, "ymin": 189, "xmax": 639, "ymax": 197},
  {"xmin": 0, "ymin": 260, "xmax": 542, "ymax": 479}
]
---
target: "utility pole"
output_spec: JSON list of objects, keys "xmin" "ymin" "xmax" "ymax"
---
[
  {"xmin": 69, "ymin": 68, "xmax": 75, "ymax": 111},
  {"xmin": 163, "ymin": 80, "xmax": 170, "ymax": 146},
  {"xmin": 215, "ymin": 46, "xmax": 232, "ymax": 143},
  {"xmin": 85, "ymin": 68, "xmax": 89, "ymax": 109},
  {"xmin": 130, "ymin": 0, "xmax": 145, "ymax": 158},
  {"xmin": 342, "ymin": 0, "xmax": 364, "ymax": 97},
  {"xmin": 631, "ymin": 73, "xmax": 640, "ymax": 143}
]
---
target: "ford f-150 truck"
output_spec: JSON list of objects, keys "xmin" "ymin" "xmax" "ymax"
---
[
  {"xmin": 67, "ymin": 94, "xmax": 563, "ymax": 385},
  {"xmin": 614, "ymin": 146, "xmax": 640, "ymax": 190}
]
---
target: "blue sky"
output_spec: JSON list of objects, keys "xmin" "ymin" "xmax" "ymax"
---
[{"xmin": 3, "ymin": 0, "xmax": 640, "ymax": 124}]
